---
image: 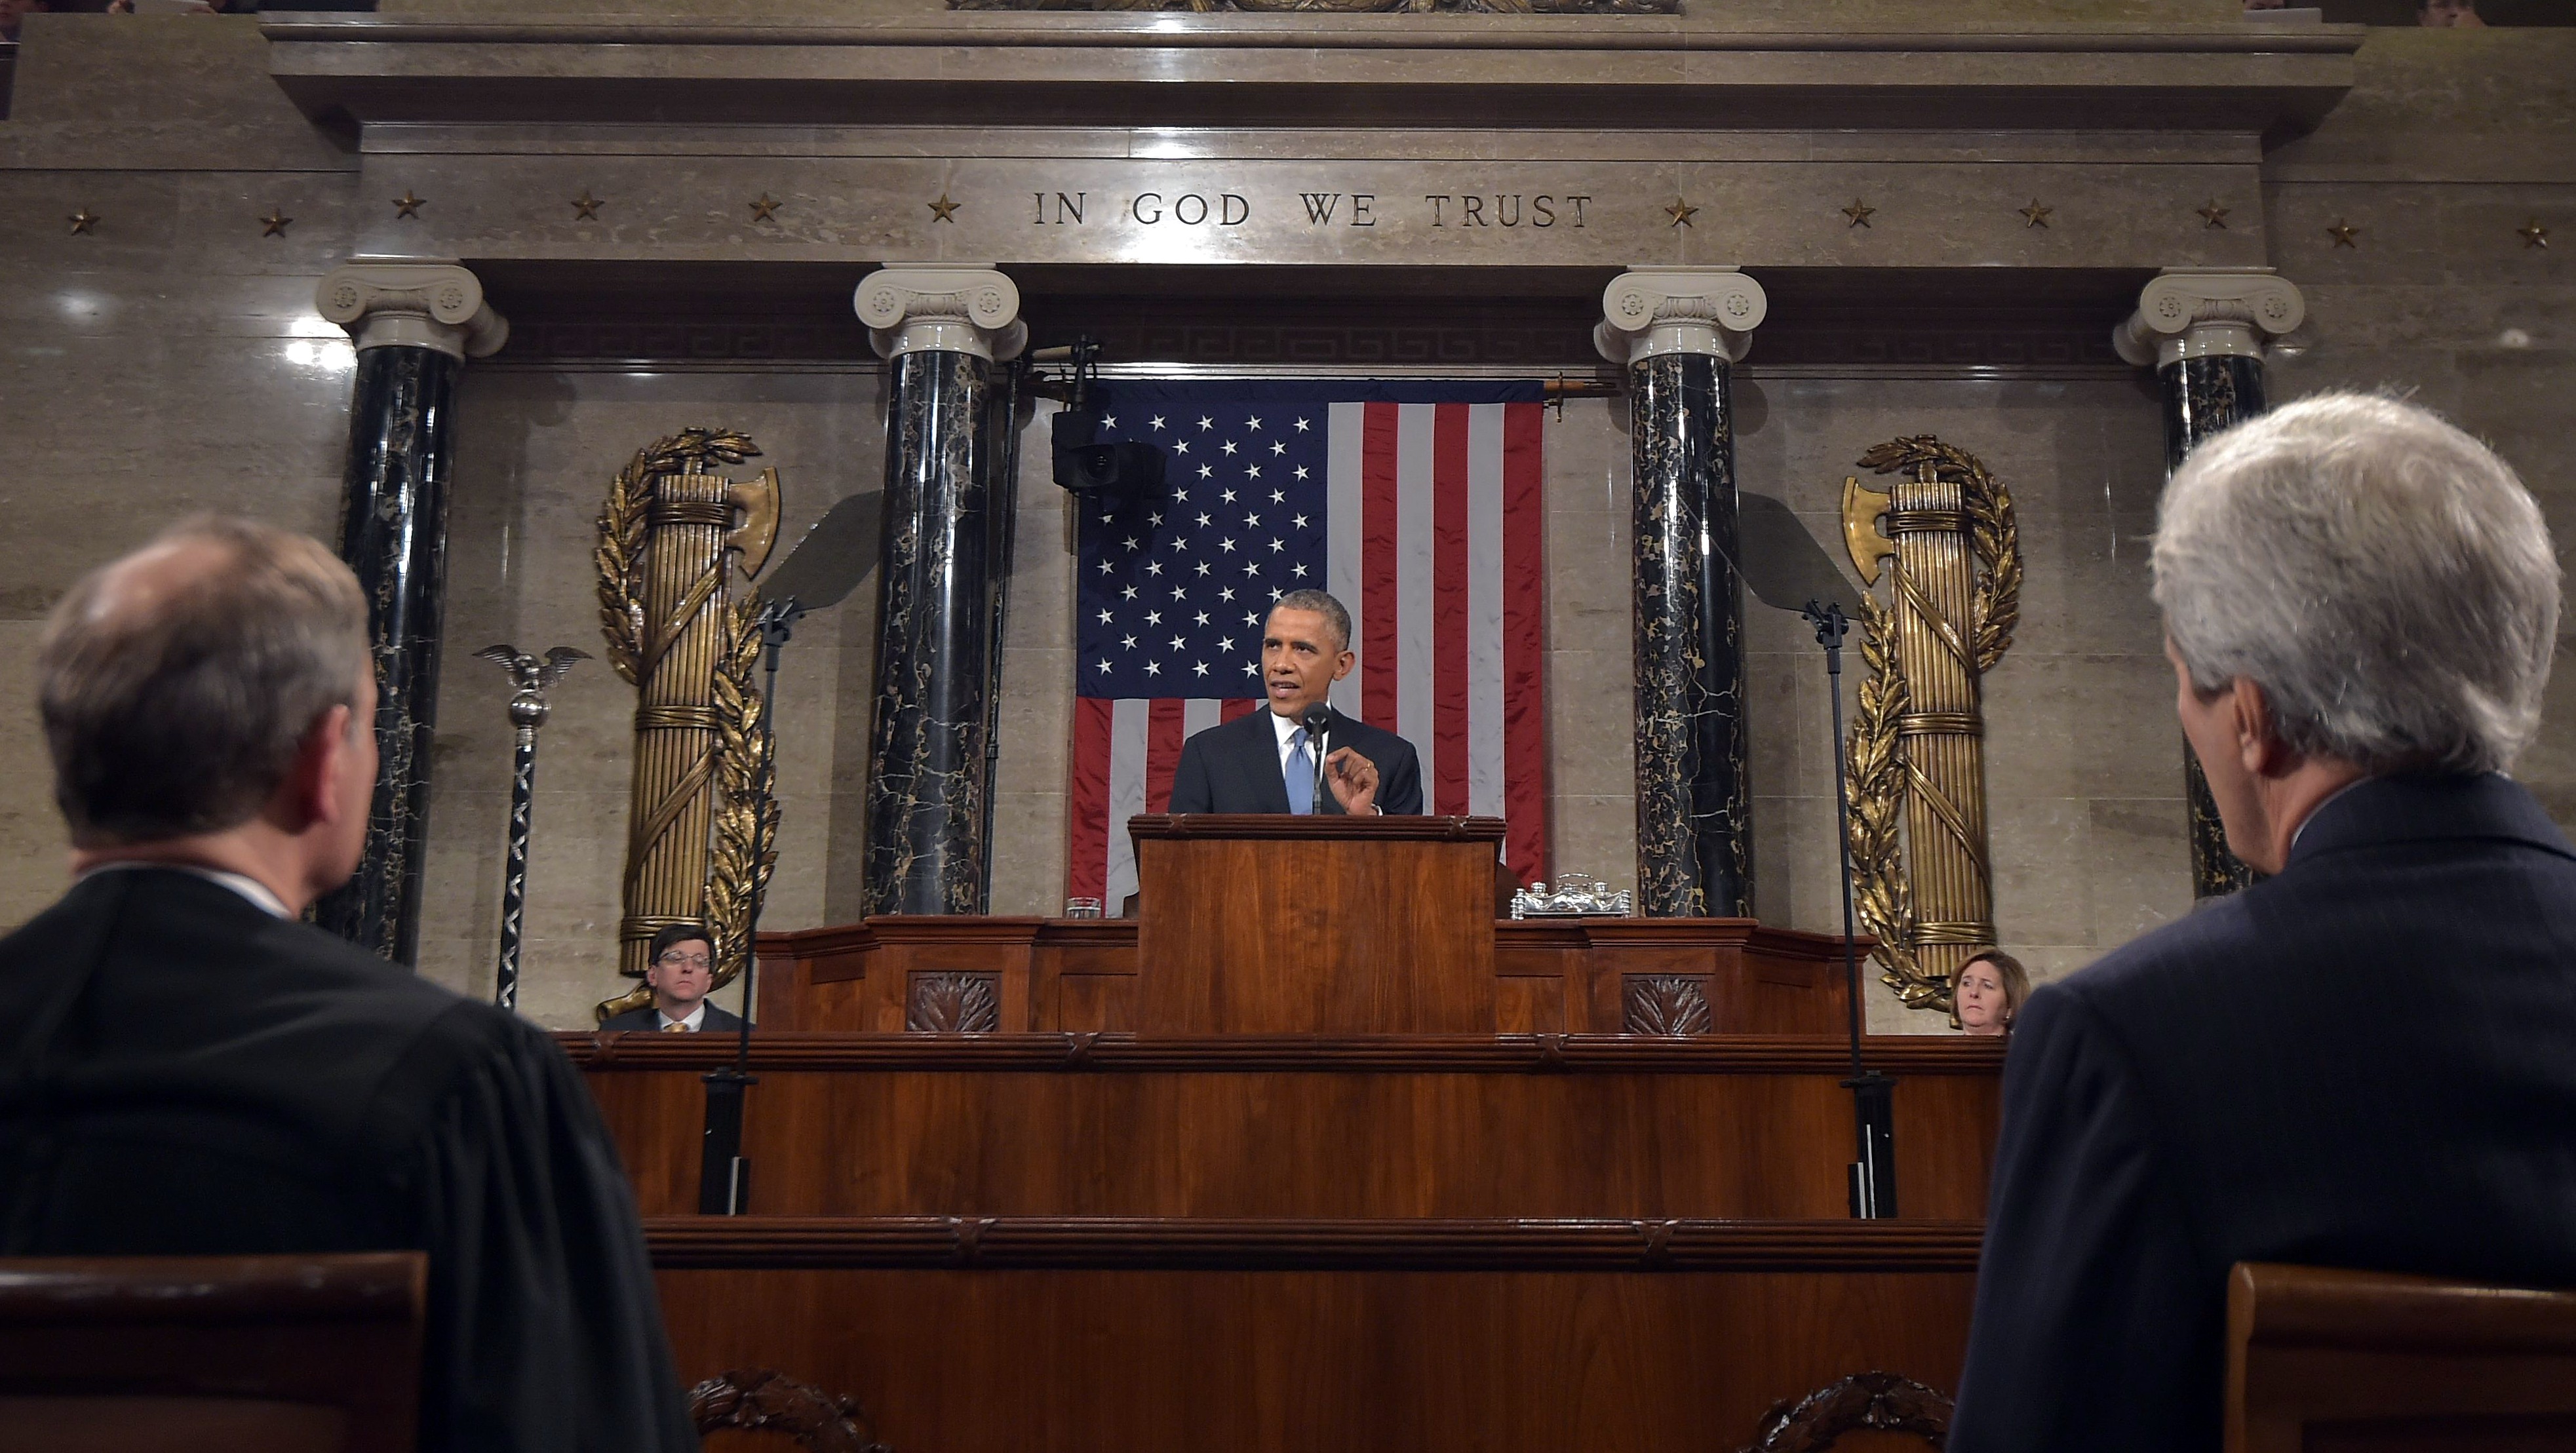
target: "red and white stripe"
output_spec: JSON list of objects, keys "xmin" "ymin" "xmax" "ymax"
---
[{"xmin": 1068, "ymin": 400, "xmax": 1548, "ymax": 909}]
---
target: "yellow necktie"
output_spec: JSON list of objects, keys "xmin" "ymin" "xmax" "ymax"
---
[{"xmin": 662, "ymin": 1020, "xmax": 689, "ymax": 1032}]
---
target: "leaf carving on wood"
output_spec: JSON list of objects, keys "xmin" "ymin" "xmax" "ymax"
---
[
  {"xmin": 687, "ymin": 1366, "xmax": 891, "ymax": 1453},
  {"xmin": 1736, "ymin": 1369, "xmax": 1953, "ymax": 1453},
  {"xmin": 1622, "ymin": 975, "xmax": 1713, "ymax": 1037},
  {"xmin": 908, "ymin": 971, "xmax": 1003, "ymax": 1034}
]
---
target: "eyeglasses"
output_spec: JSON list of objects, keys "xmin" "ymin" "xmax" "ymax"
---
[{"xmin": 654, "ymin": 952, "xmax": 714, "ymax": 969}]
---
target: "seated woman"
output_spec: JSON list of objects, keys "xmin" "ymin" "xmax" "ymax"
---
[{"xmin": 1955, "ymin": 949, "xmax": 2029, "ymax": 1037}]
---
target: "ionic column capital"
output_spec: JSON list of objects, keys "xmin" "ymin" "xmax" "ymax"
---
[
  {"xmin": 2113, "ymin": 268, "xmax": 2305, "ymax": 368},
  {"xmin": 315, "ymin": 260, "xmax": 507, "ymax": 360},
  {"xmin": 855, "ymin": 265, "xmax": 1028, "ymax": 362},
  {"xmin": 1595, "ymin": 267, "xmax": 1767, "ymax": 366}
]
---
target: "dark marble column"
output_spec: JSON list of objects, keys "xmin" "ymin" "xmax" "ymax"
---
[
  {"xmin": 309, "ymin": 263, "xmax": 507, "ymax": 963},
  {"xmin": 855, "ymin": 268, "xmax": 1026, "ymax": 916},
  {"xmin": 1599, "ymin": 269, "xmax": 1769, "ymax": 918},
  {"xmin": 2115, "ymin": 269, "xmax": 2305, "ymax": 899}
]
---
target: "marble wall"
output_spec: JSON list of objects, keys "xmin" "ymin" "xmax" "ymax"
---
[
  {"xmin": 980, "ymin": 378, "xmax": 2189, "ymax": 1034},
  {"xmin": 1734, "ymin": 374, "xmax": 2189, "ymax": 1029},
  {"xmin": 419, "ymin": 365, "xmax": 887, "ymax": 1020},
  {"xmin": 1, "ymin": 14, "xmax": 2569, "ymax": 1035},
  {"xmin": 2261, "ymin": 26, "xmax": 2576, "ymax": 828},
  {"xmin": 0, "ymin": 16, "xmax": 360, "ymax": 931}
]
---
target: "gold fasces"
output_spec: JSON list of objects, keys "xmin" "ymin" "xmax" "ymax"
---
[
  {"xmin": 1840, "ymin": 475, "xmax": 1894, "ymax": 588},
  {"xmin": 593, "ymin": 429, "xmax": 782, "ymax": 1023},
  {"xmin": 1839, "ymin": 436, "xmax": 2022, "ymax": 1018}
]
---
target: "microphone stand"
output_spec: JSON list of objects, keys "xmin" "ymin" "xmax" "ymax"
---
[
  {"xmin": 699, "ymin": 594, "xmax": 798, "ymax": 1216},
  {"xmin": 1805, "ymin": 599, "xmax": 1898, "ymax": 1219},
  {"xmin": 1305, "ymin": 704, "xmax": 1332, "ymax": 812}
]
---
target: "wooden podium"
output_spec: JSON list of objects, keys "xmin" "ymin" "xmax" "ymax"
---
[{"xmin": 1130, "ymin": 813, "xmax": 1502, "ymax": 1035}]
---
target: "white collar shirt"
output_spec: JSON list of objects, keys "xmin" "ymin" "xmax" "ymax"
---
[
  {"xmin": 80, "ymin": 861, "xmax": 291, "ymax": 919},
  {"xmin": 1270, "ymin": 707, "xmax": 1323, "ymax": 771}
]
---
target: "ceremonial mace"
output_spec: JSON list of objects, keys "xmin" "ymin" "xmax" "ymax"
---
[
  {"xmin": 475, "ymin": 644, "xmax": 589, "ymax": 1013},
  {"xmin": 1728, "ymin": 492, "xmax": 1899, "ymax": 1219}
]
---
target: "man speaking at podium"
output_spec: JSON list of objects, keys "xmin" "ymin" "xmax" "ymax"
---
[{"xmin": 1169, "ymin": 590, "xmax": 1424, "ymax": 816}]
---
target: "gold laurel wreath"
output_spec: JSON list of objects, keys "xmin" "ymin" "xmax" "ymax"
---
[
  {"xmin": 705, "ymin": 592, "xmax": 779, "ymax": 992},
  {"xmin": 1843, "ymin": 436, "xmax": 2022, "ymax": 1013},
  {"xmin": 593, "ymin": 429, "xmax": 775, "ymax": 1017}
]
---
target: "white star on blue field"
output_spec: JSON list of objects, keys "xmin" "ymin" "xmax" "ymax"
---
[{"xmin": 1076, "ymin": 382, "xmax": 1329, "ymax": 698}]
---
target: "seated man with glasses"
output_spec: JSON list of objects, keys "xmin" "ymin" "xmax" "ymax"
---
[{"xmin": 602, "ymin": 923, "xmax": 747, "ymax": 1034}]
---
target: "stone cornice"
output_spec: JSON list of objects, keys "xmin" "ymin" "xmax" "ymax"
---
[
  {"xmin": 262, "ymin": 14, "xmax": 2366, "ymax": 54},
  {"xmin": 263, "ymin": 14, "xmax": 2360, "ymax": 134}
]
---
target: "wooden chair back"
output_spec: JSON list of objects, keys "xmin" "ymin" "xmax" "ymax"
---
[
  {"xmin": 0, "ymin": 1250, "xmax": 427, "ymax": 1453},
  {"xmin": 2228, "ymin": 1261, "xmax": 2576, "ymax": 1453}
]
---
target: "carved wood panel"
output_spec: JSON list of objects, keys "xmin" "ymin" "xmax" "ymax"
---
[
  {"xmin": 907, "ymin": 971, "xmax": 1003, "ymax": 1034},
  {"xmin": 688, "ymin": 1366, "xmax": 891, "ymax": 1453},
  {"xmin": 1623, "ymin": 974, "xmax": 1713, "ymax": 1036},
  {"xmin": 1736, "ymin": 1369, "xmax": 1953, "ymax": 1453}
]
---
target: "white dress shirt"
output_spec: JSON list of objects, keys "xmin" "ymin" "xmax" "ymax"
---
[
  {"xmin": 81, "ymin": 861, "xmax": 291, "ymax": 919},
  {"xmin": 656, "ymin": 1002, "xmax": 709, "ymax": 1032},
  {"xmin": 1268, "ymin": 706, "xmax": 1381, "ymax": 813},
  {"xmin": 1270, "ymin": 707, "xmax": 1317, "ymax": 771}
]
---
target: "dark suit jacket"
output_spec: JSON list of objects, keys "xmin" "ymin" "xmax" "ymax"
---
[
  {"xmin": 1951, "ymin": 774, "xmax": 2576, "ymax": 1453},
  {"xmin": 1166, "ymin": 705, "xmax": 1425, "ymax": 815},
  {"xmin": 601, "ymin": 1001, "xmax": 747, "ymax": 1034},
  {"xmin": 0, "ymin": 868, "xmax": 697, "ymax": 1453}
]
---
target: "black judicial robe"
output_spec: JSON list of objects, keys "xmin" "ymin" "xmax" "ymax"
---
[
  {"xmin": 0, "ymin": 868, "xmax": 697, "ymax": 1453},
  {"xmin": 1167, "ymin": 705, "xmax": 1426, "ymax": 816},
  {"xmin": 1949, "ymin": 774, "xmax": 2576, "ymax": 1453}
]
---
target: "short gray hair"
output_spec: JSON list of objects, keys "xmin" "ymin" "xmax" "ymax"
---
[
  {"xmin": 2152, "ymin": 393, "xmax": 2558, "ymax": 775},
  {"xmin": 1268, "ymin": 589, "xmax": 1352, "ymax": 651},
  {"xmin": 39, "ymin": 516, "xmax": 371, "ymax": 846}
]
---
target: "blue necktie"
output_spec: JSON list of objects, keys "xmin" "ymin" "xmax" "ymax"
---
[{"xmin": 1285, "ymin": 727, "xmax": 1314, "ymax": 815}]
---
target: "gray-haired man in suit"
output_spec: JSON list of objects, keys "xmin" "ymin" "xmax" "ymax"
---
[{"xmin": 1951, "ymin": 395, "xmax": 2576, "ymax": 1452}]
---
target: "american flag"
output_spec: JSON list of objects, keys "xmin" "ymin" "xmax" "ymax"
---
[{"xmin": 1066, "ymin": 379, "xmax": 1552, "ymax": 909}]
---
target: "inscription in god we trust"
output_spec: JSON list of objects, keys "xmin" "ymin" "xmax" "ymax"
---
[{"xmin": 1030, "ymin": 191, "xmax": 1593, "ymax": 229}]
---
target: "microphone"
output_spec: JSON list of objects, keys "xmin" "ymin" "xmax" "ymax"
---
[{"xmin": 1302, "ymin": 701, "xmax": 1333, "ymax": 811}]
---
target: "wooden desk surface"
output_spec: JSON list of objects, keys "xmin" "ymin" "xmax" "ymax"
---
[
  {"xmin": 648, "ymin": 1216, "xmax": 1981, "ymax": 1453},
  {"xmin": 567, "ymin": 1032, "xmax": 2004, "ymax": 1222}
]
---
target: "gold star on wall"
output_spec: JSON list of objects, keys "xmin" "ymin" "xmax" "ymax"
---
[
  {"xmin": 2327, "ymin": 220, "xmax": 2359, "ymax": 248},
  {"xmin": 259, "ymin": 208, "xmax": 293, "ymax": 237},
  {"xmin": 1665, "ymin": 197, "xmax": 1698, "ymax": 227},
  {"xmin": 68, "ymin": 208, "xmax": 100, "ymax": 235},
  {"xmin": 926, "ymin": 193, "xmax": 961, "ymax": 223},
  {"xmin": 749, "ymin": 193, "xmax": 781, "ymax": 222},
  {"xmin": 393, "ymin": 191, "xmax": 425, "ymax": 219},
  {"xmin": 2198, "ymin": 200, "xmax": 2230, "ymax": 229},
  {"xmin": 2519, "ymin": 220, "xmax": 2550, "ymax": 250},
  {"xmin": 1841, "ymin": 200, "xmax": 1875, "ymax": 229},
  {"xmin": 2019, "ymin": 200, "xmax": 2054, "ymax": 229},
  {"xmin": 570, "ymin": 191, "xmax": 604, "ymax": 221}
]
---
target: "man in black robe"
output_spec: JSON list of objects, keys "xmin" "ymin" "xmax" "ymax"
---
[
  {"xmin": 1949, "ymin": 395, "xmax": 2576, "ymax": 1450},
  {"xmin": 0, "ymin": 517, "xmax": 697, "ymax": 1453}
]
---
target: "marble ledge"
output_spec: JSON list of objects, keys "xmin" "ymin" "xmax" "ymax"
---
[
  {"xmin": 265, "ymin": 16, "xmax": 2359, "ymax": 135},
  {"xmin": 356, "ymin": 121, "xmax": 2269, "ymax": 170},
  {"xmin": 269, "ymin": 11, "xmax": 2364, "ymax": 54}
]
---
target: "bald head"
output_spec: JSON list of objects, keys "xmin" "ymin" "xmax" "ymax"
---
[{"xmin": 40, "ymin": 517, "xmax": 370, "ymax": 847}]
